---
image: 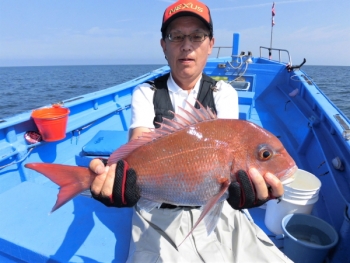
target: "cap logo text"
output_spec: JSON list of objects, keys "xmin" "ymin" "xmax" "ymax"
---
[{"xmin": 169, "ymin": 2, "xmax": 204, "ymax": 16}]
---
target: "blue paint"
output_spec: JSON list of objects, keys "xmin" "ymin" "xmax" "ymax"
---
[
  {"xmin": 0, "ymin": 34, "xmax": 349, "ymax": 262},
  {"xmin": 232, "ymin": 33, "xmax": 240, "ymax": 57},
  {"xmin": 82, "ymin": 130, "xmax": 128, "ymax": 156},
  {"xmin": 0, "ymin": 182, "xmax": 133, "ymax": 262}
]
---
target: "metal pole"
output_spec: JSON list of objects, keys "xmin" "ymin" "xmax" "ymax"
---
[
  {"xmin": 232, "ymin": 33, "xmax": 240, "ymax": 57},
  {"xmin": 269, "ymin": 2, "xmax": 275, "ymax": 60},
  {"xmin": 269, "ymin": 25, "xmax": 273, "ymax": 60}
]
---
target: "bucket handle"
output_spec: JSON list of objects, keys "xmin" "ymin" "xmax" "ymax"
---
[{"xmin": 52, "ymin": 102, "xmax": 64, "ymax": 108}]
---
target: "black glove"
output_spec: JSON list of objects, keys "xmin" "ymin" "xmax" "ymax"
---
[
  {"xmin": 92, "ymin": 160, "xmax": 140, "ymax": 207},
  {"xmin": 227, "ymin": 170, "xmax": 275, "ymax": 210}
]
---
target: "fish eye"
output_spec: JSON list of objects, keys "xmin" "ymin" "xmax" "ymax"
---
[{"xmin": 257, "ymin": 146, "xmax": 274, "ymax": 161}]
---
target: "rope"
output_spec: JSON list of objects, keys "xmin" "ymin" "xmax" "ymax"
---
[
  {"xmin": 290, "ymin": 74, "xmax": 314, "ymax": 83},
  {"xmin": 227, "ymin": 56, "xmax": 250, "ymax": 83},
  {"xmin": 0, "ymin": 147, "xmax": 34, "ymax": 170}
]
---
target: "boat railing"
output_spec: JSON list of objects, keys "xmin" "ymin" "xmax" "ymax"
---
[
  {"xmin": 259, "ymin": 46, "xmax": 292, "ymax": 66},
  {"xmin": 212, "ymin": 46, "xmax": 232, "ymax": 58}
]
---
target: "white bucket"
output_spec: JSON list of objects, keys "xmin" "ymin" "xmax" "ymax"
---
[
  {"xmin": 265, "ymin": 197, "xmax": 319, "ymax": 235},
  {"xmin": 264, "ymin": 169, "xmax": 322, "ymax": 235},
  {"xmin": 283, "ymin": 192, "xmax": 318, "ymax": 200},
  {"xmin": 284, "ymin": 188, "xmax": 319, "ymax": 198},
  {"xmin": 284, "ymin": 169, "xmax": 321, "ymax": 192}
]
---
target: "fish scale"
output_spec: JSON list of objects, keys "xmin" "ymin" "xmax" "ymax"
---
[{"xmin": 125, "ymin": 121, "xmax": 233, "ymax": 205}]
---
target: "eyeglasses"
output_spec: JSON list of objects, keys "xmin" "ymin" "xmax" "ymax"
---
[{"xmin": 166, "ymin": 32, "xmax": 209, "ymax": 43}]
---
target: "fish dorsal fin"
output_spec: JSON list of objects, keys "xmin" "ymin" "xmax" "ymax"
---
[
  {"xmin": 108, "ymin": 135, "xmax": 156, "ymax": 165},
  {"xmin": 108, "ymin": 100, "xmax": 217, "ymax": 165}
]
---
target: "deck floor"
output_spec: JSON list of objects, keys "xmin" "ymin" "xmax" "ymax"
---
[{"xmin": 0, "ymin": 182, "xmax": 132, "ymax": 263}]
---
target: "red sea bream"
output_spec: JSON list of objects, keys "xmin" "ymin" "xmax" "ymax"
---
[{"xmin": 26, "ymin": 102, "xmax": 297, "ymax": 246}]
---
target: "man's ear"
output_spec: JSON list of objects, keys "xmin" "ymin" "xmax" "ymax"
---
[
  {"xmin": 208, "ymin": 37, "xmax": 215, "ymax": 55},
  {"xmin": 160, "ymin": 38, "xmax": 166, "ymax": 53}
]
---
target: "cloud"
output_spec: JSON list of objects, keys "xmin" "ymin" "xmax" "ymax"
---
[
  {"xmin": 158, "ymin": 0, "xmax": 175, "ymax": 3},
  {"xmin": 282, "ymin": 25, "xmax": 350, "ymax": 43},
  {"xmin": 272, "ymin": 24, "xmax": 350, "ymax": 65},
  {"xmin": 210, "ymin": 22, "xmax": 350, "ymax": 66},
  {"xmin": 0, "ymin": 25, "xmax": 165, "ymax": 66},
  {"xmin": 86, "ymin": 26, "xmax": 123, "ymax": 36},
  {"xmin": 211, "ymin": 0, "xmax": 321, "ymax": 12},
  {"xmin": 1, "ymin": 5, "xmax": 348, "ymax": 67}
]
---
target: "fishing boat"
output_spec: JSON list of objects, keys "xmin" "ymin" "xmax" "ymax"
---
[{"xmin": 0, "ymin": 33, "xmax": 349, "ymax": 262}]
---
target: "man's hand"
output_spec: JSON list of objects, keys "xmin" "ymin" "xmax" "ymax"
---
[
  {"xmin": 90, "ymin": 159, "xmax": 140, "ymax": 207},
  {"xmin": 227, "ymin": 168, "xmax": 283, "ymax": 210}
]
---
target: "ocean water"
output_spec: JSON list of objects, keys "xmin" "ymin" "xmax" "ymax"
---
[
  {"xmin": 0, "ymin": 65, "xmax": 349, "ymax": 120},
  {"xmin": 302, "ymin": 65, "xmax": 350, "ymax": 119},
  {"xmin": 0, "ymin": 65, "xmax": 165, "ymax": 119}
]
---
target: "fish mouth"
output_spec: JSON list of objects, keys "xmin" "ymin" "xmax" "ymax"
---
[{"xmin": 277, "ymin": 165, "xmax": 298, "ymax": 185}]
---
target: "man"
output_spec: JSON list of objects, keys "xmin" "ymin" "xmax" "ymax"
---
[{"xmin": 90, "ymin": 1, "xmax": 291, "ymax": 262}]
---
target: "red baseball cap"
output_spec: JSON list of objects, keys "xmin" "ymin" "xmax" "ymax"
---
[{"xmin": 161, "ymin": 0, "xmax": 213, "ymax": 36}]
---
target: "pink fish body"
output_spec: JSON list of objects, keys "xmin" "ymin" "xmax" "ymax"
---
[
  {"xmin": 118, "ymin": 120, "xmax": 294, "ymax": 207},
  {"xmin": 26, "ymin": 102, "xmax": 297, "ymax": 246}
]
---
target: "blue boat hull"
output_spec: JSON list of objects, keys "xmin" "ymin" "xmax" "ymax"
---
[{"xmin": 0, "ymin": 34, "xmax": 349, "ymax": 262}]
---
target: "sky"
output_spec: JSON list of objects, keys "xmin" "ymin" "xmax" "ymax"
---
[{"xmin": 0, "ymin": 0, "xmax": 349, "ymax": 67}]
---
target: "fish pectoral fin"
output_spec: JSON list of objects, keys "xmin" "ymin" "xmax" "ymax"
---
[
  {"xmin": 137, "ymin": 197, "xmax": 162, "ymax": 212},
  {"xmin": 177, "ymin": 179, "xmax": 230, "ymax": 247},
  {"xmin": 203, "ymin": 201, "xmax": 224, "ymax": 235}
]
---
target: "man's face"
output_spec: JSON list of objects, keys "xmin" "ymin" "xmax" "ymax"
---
[{"xmin": 161, "ymin": 16, "xmax": 214, "ymax": 85}]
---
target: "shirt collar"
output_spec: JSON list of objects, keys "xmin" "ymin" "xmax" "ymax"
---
[{"xmin": 168, "ymin": 73, "xmax": 202, "ymax": 94}]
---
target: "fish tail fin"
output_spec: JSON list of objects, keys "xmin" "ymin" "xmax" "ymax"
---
[
  {"xmin": 177, "ymin": 179, "xmax": 230, "ymax": 247},
  {"xmin": 25, "ymin": 163, "xmax": 96, "ymax": 212}
]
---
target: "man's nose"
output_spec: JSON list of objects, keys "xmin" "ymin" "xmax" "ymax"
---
[{"xmin": 181, "ymin": 36, "xmax": 193, "ymax": 51}]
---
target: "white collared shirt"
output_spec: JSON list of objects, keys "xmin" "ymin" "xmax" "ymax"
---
[{"xmin": 130, "ymin": 73, "xmax": 238, "ymax": 129}]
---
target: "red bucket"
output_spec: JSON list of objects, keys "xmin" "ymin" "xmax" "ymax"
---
[{"xmin": 31, "ymin": 105, "xmax": 70, "ymax": 142}]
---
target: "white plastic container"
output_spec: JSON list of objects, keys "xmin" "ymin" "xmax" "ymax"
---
[
  {"xmin": 284, "ymin": 169, "xmax": 321, "ymax": 193},
  {"xmin": 265, "ymin": 196, "xmax": 318, "ymax": 235},
  {"xmin": 264, "ymin": 169, "xmax": 322, "ymax": 235}
]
